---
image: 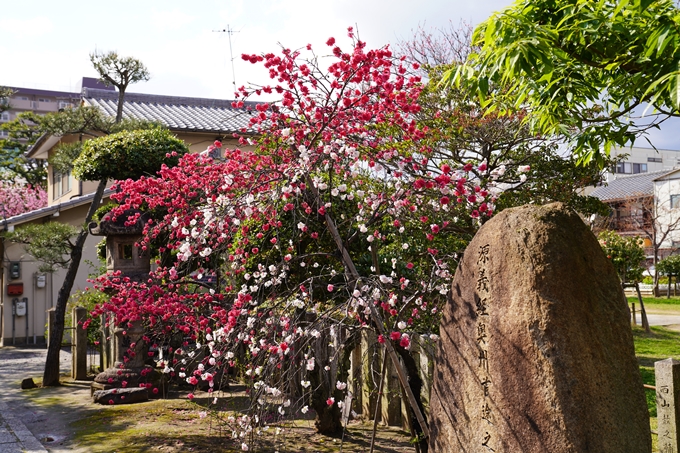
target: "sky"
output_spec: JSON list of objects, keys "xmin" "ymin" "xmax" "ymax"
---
[{"xmin": 1, "ymin": 0, "xmax": 677, "ymax": 150}]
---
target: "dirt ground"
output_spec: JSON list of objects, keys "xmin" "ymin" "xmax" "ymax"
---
[{"xmin": 0, "ymin": 346, "xmax": 415, "ymax": 452}]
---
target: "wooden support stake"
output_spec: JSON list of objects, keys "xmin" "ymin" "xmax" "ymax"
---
[{"xmin": 313, "ymin": 180, "xmax": 431, "ymax": 439}]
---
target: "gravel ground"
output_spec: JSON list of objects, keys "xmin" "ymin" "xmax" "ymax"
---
[{"xmin": 0, "ymin": 346, "xmax": 94, "ymax": 452}]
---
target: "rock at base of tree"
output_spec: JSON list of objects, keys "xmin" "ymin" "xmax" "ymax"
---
[
  {"xmin": 93, "ymin": 387, "xmax": 148, "ymax": 405},
  {"xmin": 21, "ymin": 378, "xmax": 37, "ymax": 389},
  {"xmin": 428, "ymin": 202, "xmax": 651, "ymax": 453}
]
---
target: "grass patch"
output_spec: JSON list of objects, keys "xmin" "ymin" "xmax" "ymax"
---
[
  {"xmin": 627, "ymin": 295, "xmax": 680, "ymax": 306},
  {"xmin": 633, "ymin": 325, "xmax": 680, "ymax": 451}
]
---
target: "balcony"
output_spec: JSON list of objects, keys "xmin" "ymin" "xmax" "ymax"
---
[{"xmin": 608, "ymin": 214, "xmax": 652, "ymax": 232}]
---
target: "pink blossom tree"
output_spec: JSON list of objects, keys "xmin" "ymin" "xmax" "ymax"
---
[
  {"xmin": 90, "ymin": 32, "xmax": 497, "ymax": 447},
  {"xmin": 0, "ymin": 181, "xmax": 47, "ymax": 218}
]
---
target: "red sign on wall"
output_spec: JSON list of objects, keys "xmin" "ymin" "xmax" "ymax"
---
[{"xmin": 7, "ymin": 283, "xmax": 23, "ymax": 296}]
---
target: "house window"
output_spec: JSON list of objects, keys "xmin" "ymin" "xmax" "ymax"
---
[
  {"xmin": 0, "ymin": 112, "xmax": 9, "ymax": 122},
  {"xmin": 0, "ymin": 130, "xmax": 8, "ymax": 138},
  {"xmin": 615, "ymin": 162, "xmax": 647, "ymax": 174},
  {"xmin": 38, "ymin": 98, "xmax": 51, "ymax": 103},
  {"xmin": 648, "ymin": 157, "xmax": 663, "ymax": 163},
  {"xmin": 671, "ymin": 194, "xmax": 680, "ymax": 209},
  {"xmin": 53, "ymin": 168, "xmax": 72, "ymax": 199}
]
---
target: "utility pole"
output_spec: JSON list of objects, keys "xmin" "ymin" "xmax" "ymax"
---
[{"xmin": 213, "ymin": 25, "xmax": 239, "ymax": 95}]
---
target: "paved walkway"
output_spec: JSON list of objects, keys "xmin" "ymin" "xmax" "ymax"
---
[
  {"xmin": 0, "ymin": 398, "xmax": 47, "ymax": 452},
  {"xmin": 632, "ymin": 312, "xmax": 680, "ymax": 327},
  {"xmin": 0, "ymin": 346, "xmax": 72, "ymax": 453}
]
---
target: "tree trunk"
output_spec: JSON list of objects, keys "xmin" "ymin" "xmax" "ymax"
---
[
  {"xmin": 42, "ymin": 180, "xmax": 107, "ymax": 386},
  {"xmin": 116, "ymin": 89, "xmax": 126, "ymax": 123},
  {"xmin": 668, "ymin": 275, "xmax": 672, "ymax": 299}
]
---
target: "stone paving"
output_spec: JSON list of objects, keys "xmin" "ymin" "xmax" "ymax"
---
[
  {"xmin": 0, "ymin": 346, "xmax": 71, "ymax": 453},
  {"xmin": 0, "ymin": 398, "xmax": 47, "ymax": 452}
]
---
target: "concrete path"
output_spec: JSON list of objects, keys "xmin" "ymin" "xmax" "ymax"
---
[
  {"xmin": 632, "ymin": 312, "xmax": 680, "ymax": 327},
  {"xmin": 0, "ymin": 347, "xmax": 72, "ymax": 453},
  {"xmin": 0, "ymin": 398, "xmax": 47, "ymax": 452}
]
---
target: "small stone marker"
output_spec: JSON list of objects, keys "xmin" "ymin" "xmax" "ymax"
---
[
  {"xmin": 20, "ymin": 378, "xmax": 37, "ymax": 389},
  {"xmin": 428, "ymin": 203, "xmax": 651, "ymax": 452},
  {"xmin": 656, "ymin": 358, "xmax": 680, "ymax": 453},
  {"xmin": 93, "ymin": 387, "xmax": 148, "ymax": 405}
]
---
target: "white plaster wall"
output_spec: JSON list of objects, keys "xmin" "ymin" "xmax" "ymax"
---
[{"xmin": 654, "ymin": 173, "xmax": 680, "ymax": 249}]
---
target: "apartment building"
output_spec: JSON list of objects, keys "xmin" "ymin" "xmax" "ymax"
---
[{"xmin": 0, "ymin": 78, "xmax": 111, "ymax": 140}]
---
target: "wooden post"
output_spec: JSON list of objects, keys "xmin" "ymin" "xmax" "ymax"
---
[
  {"xmin": 632, "ymin": 303, "xmax": 637, "ymax": 326},
  {"xmin": 350, "ymin": 342, "xmax": 363, "ymax": 415},
  {"xmin": 655, "ymin": 358, "xmax": 680, "ymax": 452},
  {"xmin": 71, "ymin": 306, "xmax": 88, "ymax": 380},
  {"xmin": 381, "ymin": 353, "xmax": 402, "ymax": 426},
  {"xmin": 635, "ymin": 283, "xmax": 651, "ymax": 333},
  {"xmin": 361, "ymin": 330, "xmax": 379, "ymax": 418}
]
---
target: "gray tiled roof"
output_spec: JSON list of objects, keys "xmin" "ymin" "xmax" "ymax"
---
[
  {"xmin": 82, "ymin": 88, "xmax": 259, "ymax": 134},
  {"xmin": 590, "ymin": 170, "xmax": 671, "ymax": 201}
]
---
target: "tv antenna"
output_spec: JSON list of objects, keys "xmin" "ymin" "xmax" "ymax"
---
[{"xmin": 213, "ymin": 25, "xmax": 240, "ymax": 95}]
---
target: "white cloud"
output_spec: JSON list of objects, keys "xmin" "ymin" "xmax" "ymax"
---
[
  {"xmin": 0, "ymin": 16, "xmax": 54, "ymax": 38},
  {"xmin": 150, "ymin": 8, "xmax": 197, "ymax": 31}
]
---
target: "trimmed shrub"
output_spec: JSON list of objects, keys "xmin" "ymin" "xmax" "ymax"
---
[{"xmin": 73, "ymin": 128, "xmax": 189, "ymax": 181}]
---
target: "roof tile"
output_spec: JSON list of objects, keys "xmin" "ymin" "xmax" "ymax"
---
[
  {"xmin": 82, "ymin": 88, "xmax": 259, "ymax": 134},
  {"xmin": 590, "ymin": 170, "xmax": 671, "ymax": 201}
]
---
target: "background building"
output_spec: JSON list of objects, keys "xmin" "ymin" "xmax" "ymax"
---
[{"xmin": 0, "ymin": 80, "xmax": 254, "ymax": 346}]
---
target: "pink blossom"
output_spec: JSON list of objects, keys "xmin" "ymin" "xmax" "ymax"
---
[{"xmin": 0, "ymin": 182, "xmax": 47, "ymax": 217}]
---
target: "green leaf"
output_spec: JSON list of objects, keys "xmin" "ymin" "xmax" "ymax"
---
[
  {"xmin": 672, "ymin": 63, "xmax": 680, "ymax": 111},
  {"xmin": 613, "ymin": 0, "xmax": 630, "ymax": 17},
  {"xmin": 639, "ymin": 0, "xmax": 654, "ymax": 11},
  {"xmin": 479, "ymin": 77, "xmax": 489, "ymax": 98}
]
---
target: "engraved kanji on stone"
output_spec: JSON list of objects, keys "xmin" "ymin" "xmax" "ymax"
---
[
  {"xmin": 481, "ymin": 377, "xmax": 491, "ymax": 396},
  {"xmin": 479, "ymin": 347, "xmax": 489, "ymax": 372},
  {"xmin": 476, "ymin": 297, "xmax": 489, "ymax": 316},
  {"xmin": 482, "ymin": 432, "xmax": 495, "ymax": 451},
  {"xmin": 661, "ymin": 443, "xmax": 674, "ymax": 453},
  {"xmin": 477, "ymin": 323, "xmax": 488, "ymax": 345},
  {"xmin": 481, "ymin": 401, "xmax": 492, "ymax": 423},
  {"xmin": 478, "ymin": 244, "xmax": 490, "ymax": 265},
  {"xmin": 658, "ymin": 385, "xmax": 671, "ymax": 408},
  {"xmin": 476, "ymin": 269, "xmax": 490, "ymax": 292}
]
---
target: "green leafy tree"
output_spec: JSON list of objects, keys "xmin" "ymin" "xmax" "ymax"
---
[
  {"xmin": 656, "ymin": 255, "xmax": 680, "ymax": 298},
  {"xmin": 0, "ymin": 86, "xmax": 12, "ymax": 112},
  {"xmin": 417, "ymin": 64, "xmax": 613, "ymax": 219},
  {"xmin": 0, "ymin": 105, "xmax": 160, "ymax": 186},
  {"xmin": 90, "ymin": 51, "xmax": 150, "ymax": 122},
  {"xmin": 598, "ymin": 230, "xmax": 646, "ymax": 284},
  {"xmin": 74, "ymin": 128, "xmax": 188, "ymax": 181},
  {"xmin": 0, "ymin": 111, "xmax": 48, "ymax": 187},
  {"xmin": 4, "ymin": 223, "xmax": 79, "ymax": 272},
  {"xmin": 448, "ymin": 0, "xmax": 680, "ymax": 165},
  {"xmin": 40, "ymin": 51, "xmax": 152, "ymax": 387},
  {"xmin": 598, "ymin": 229, "xmax": 649, "ymax": 330},
  {"xmin": 39, "ymin": 127, "xmax": 185, "ymax": 386},
  {"xmin": 395, "ymin": 25, "xmax": 613, "ymax": 224}
]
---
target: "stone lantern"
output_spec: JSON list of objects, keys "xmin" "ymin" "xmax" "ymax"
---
[{"xmin": 89, "ymin": 210, "xmax": 155, "ymax": 392}]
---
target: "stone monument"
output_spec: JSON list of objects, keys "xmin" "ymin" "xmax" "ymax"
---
[
  {"xmin": 89, "ymin": 210, "xmax": 155, "ymax": 392},
  {"xmin": 428, "ymin": 203, "xmax": 651, "ymax": 452}
]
